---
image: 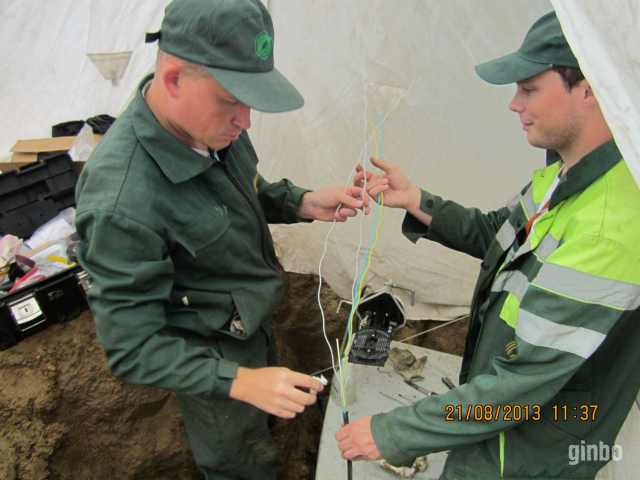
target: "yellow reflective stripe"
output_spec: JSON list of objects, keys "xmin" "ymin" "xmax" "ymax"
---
[
  {"xmin": 500, "ymin": 431, "xmax": 505, "ymax": 477},
  {"xmin": 499, "ymin": 294, "xmax": 520, "ymax": 329}
]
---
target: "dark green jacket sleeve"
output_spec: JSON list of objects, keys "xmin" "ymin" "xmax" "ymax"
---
[
  {"xmin": 402, "ymin": 189, "xmax": 512, "ymax": 260},
  {"xmin": 76, "ymin": 210, "xmax": 239, "ymax": 398},
  {"xmin": 255, "ymin": 173, "xmax": 312, "ymax": 224}
]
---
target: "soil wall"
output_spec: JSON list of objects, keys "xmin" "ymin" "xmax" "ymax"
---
[{"xmin": 0, "ymin": 269, "xmax": 466, "ymax": 479}]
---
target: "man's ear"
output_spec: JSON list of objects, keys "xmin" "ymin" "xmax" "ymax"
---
[
  {"xmin": 161, "ymin": 63, "xmax": 183, "ymax": 100},
  {"xmin": 581, "ymin": 80, "xmax": 599, "ymax": 107}
]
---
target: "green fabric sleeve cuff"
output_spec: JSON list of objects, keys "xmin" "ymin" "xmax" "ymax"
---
[
  {"xmin": 211, "ymin": 358, "xmax": 239, "ymax": 397},
  {"xmin": 290, "ymin": 187, "xmax": 314, "ymax": 224},
  {"xmin": 401, "ymin": 189, "xmax": 441, "ymax": 244},
  {"xmin": 371, "ymin": 412, "xmax": 415, "ymax": 468}
]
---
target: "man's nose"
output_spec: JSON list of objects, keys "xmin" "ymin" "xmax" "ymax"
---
[
  {"xmin": 509, "ymin": 91, "xmax": 523, "ymax": 113},
  {"xmin": 233, "ymin": 104, "xmax": 251, "ymax": 130}
]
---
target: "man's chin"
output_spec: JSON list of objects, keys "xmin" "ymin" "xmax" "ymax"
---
[
  {"xmin": 526, "ymin": 134, "xmax": 547, "ymax": 150},
  {"xmin": 211, "ymin": 140, "xmax": 232, "ymax": 150}
]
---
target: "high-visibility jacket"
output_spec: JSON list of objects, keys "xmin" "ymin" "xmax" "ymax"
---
[{"xmin": 371, "ymin": 140, "xmax": 640, "ymax": 479}]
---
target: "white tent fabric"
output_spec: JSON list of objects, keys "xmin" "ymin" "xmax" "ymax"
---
[
  {"xmin": 256, "ymin": 1, "xmax": 553, "ymax": 320},
  {"xmin": 552, "ymin": 0, "xmax": 640, "ymax": 189},
  {"xmin": 2, "ymin": 0, "xmax": 639, "ymax": 320},
  {"xmin": 0, "ymin": 0, "xmax": 167, "ymax": 152},
  {"xmin": 1, "ymin": 0, "xmax": 638, "ymax": 475}
]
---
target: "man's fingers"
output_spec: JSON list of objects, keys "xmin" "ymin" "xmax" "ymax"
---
[
  {"xmin": 335, "ymin": 426, "xmax": 349, "ymax": 442},
  {"xmin": 290, "ymin": 373, "xmax": 325, "ymax": 394},
  {"xmin": 287, "ymin": 389, "xmax": 318, "ymax": 407},
  {"xmin": 369, "ymin": 185, "xmax": 389, "ymax": 198},
  {"xmin": 334, "ymin": 212, "xmax": 348, "ymax": 222},
  {"xmin": 354, "ymin": 169, "xmax": 376, "ymax": 184},
  {"xmin": 370, "ymin": 156, "xmax": 393, "ymax": 172},
  {"xmin": 363, "ymin": 178, "xmax": 387, "ymax": 191},
  {"xmin": 350, "ymin": 185, "xmax": 371, "ymax": 206},
  {"xmin": 335, "ymin": 191, "xmax": 365, "ymax": 210},
  {"xmin": 337, "ymin": 208, "xmax": 358, "ymax": 218},
  {"xmin": 341, "ymin": 448, "xmax": 364, "ymax": 461}
]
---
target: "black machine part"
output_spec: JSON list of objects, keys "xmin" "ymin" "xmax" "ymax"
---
[
  {"xmin": 347, "ymin": 326, "xmax": 391, "ymax": 367},
  {"xmin": 347, "ymin": 291, "xmax": 403, "ymax": 367}
]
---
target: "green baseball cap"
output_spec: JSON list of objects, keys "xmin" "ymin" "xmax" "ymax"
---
[
  {"xmin": 145, "ymin": 0, "xmax": 304, "ymax": 113},
  {"xmin": 475, "ymin": 11, "xmax": 580, "ymax": 85}
]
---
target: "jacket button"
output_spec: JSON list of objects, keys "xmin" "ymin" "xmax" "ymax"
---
[
  {"xmin": 516, "ymin": 219, "xmax": 523, "ymax": 228},
  {"xmin": 481, "ymin": 261, "xmax": 490, "ymax": 270},
  {"xmin": 426, "ymin": 199, "xmax": 434, "ymax": 208}
]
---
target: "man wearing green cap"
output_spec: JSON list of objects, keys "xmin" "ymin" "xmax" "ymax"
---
[
  {"xmin": 74, "ymin": 0, "xmax": 369, "ymax": 478},
  {"xmin": 336, "ymin": 11, "xmax": 640, "ymax": 479}
]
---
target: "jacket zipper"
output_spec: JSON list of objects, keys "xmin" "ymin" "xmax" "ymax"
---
[{"xmin": 219, "ymin": 161, "xmax": 271, "ymax": 266}]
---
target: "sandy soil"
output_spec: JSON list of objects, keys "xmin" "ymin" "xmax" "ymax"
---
[{"xmin": 0, "ymin": 268, "xmax": 467, "ymax": 479}]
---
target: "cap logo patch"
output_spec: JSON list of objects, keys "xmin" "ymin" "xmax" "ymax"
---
[{"xmin": 254, "ymin": 30, "xmax": 273, "ymax": 60}]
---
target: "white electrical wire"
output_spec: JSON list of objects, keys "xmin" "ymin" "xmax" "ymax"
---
[
  {"xmin": 317, "ymin": 79, "xmax": 419, "ymax": 410},
  {"xmin": 397, "ymin": 315, "xmax": 469, "ymax": 343}
]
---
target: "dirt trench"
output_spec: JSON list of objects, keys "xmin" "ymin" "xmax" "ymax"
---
[{"xmin": 0, "ymin": 268, "xmax": 467, "ymax": 480}]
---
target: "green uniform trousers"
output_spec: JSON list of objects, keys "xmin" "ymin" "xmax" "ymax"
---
[{"xmin": 176, "ymin": 323, "xmax": 279, "ymax": 480}]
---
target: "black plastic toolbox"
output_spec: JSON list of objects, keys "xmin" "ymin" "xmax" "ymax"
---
[{"xmin": 0, "ymin": 154, "xmax": 91, "ymax": 350}]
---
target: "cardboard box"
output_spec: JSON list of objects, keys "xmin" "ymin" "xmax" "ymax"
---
[
  {"xmin": 0, "ymin": 160, "xmax": 85, "ymax": 176},
  {"xmin": 9, "ymin": 134, "xmax": 103, "ymax": 163}
]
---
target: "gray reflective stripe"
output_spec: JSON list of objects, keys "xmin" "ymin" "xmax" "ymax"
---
[
  {"xmin": 505, "ymin": 271, "xmax": 529, "ymax": 301},
  {"xmin": 506, "ymin": 192, "xmax": 522, "ymax": 212},
  {"xmin": 506, "ymin": 233, "xmax": 560, "ymax": 268},
  {"xmin": 534, "ymin": 263, "xmax": 640, "ymax": 310},
  {"xmin": 516, "ymin": 310, "xmax": 605, "ymax": 359},
  {"xmin": 492, "ymin": 271, "xmax": 508, "ymax": 292},
  {"xmin": 496, "ymin": 222, "xmax": 516, "ymax": 251},
  {"xmin": 491, "ymin": 270, "xmax": 530, "ymax": 302},
  {"xmin": 505, "ymin": 245, "xmax": 516, "ymax": 264},
  {"xmin": 534, "ymin": 234, "xmax": 562, "ymax": 262},
  {"xmin": 510, "ymin": 236, "xmax": 533, "ymax": 264},
  {"xmin": 521, "ymin": 190, "xmax": 536, "ymax": 220}
]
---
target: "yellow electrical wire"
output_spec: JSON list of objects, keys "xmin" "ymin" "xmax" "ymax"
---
[{"xmin": 341, "ymin": 121, "xmax": 386, "ymax": 409}]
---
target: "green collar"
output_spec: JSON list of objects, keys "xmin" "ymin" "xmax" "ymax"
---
[
  {"xmin": 547, "ymin": 140, "xmax": 622, "ymax": 209},
  {"xmin": 132, "ymin": 74, "xmax": 216, "ymax": 184}
]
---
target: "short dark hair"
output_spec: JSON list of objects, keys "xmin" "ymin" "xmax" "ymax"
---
[{"xmin": 551, "ymin": 66, "xmax": 585, "ymax": 91}]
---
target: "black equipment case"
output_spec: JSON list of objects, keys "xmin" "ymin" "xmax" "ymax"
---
[{"xmin": 0, "ymin": 154, "xmax": 91, "ymax": 350}]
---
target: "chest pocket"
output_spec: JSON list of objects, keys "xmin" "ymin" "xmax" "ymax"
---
[{"xmin": 175, "ymin": 206, "xmax": 231, "ymax": 256}]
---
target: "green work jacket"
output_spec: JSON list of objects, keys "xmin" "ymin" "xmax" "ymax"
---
[
  {"xmin": 75, "ymin": 75, "xmax": 309, "ymax": 399},
  {"xmin": 371, "ymin": 140, "xmax": 640, "ymax": 479}
]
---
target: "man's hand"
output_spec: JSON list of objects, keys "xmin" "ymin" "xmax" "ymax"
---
[
  {"xmin": 335, "ymin": 415, "xmax": 383, "ymax": 461},
  {"xmin": 298, "ymin": 186, "xmax": 370, "ymax": 222},
  {"xmin": 354, "ymin": 157, "xmax": 421, "ymax": 211},
  {"xmin": 229, "ymin": 367, "xmax": 324, "ymax": 419}
]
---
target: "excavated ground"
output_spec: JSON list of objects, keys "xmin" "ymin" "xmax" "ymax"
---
[{"xmin": 0, "ymin": 267, "xmax": 467, "ymax": 479}]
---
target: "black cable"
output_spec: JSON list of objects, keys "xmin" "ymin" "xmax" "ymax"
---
[{"xmin": 343, "ymin": 411, "xmax": 352, "ymax": 480}]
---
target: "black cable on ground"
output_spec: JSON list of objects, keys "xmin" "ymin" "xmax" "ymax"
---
[{"xmin": 343, "ymin": 411, "xmax": 352, "ymax": 480}]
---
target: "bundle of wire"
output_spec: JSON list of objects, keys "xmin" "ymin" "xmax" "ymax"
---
[{"xmin": 317, "ymin": 82, "xmax": 416, "ymax": 416}]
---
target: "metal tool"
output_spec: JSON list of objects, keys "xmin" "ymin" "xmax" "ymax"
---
[
  {"xmin": 442, "ymin": 376, "xmax": 456, "ymax": 390},
  {"xmin": 397, "ymin": 393, "xmax": 415, "ymax": 405},
  {"xmin": 404, "ymin": 380, "xmax": 439, "ymax": 396},
  {"xmin": 380, "ymin": 391, "xmax": 410, "ymax": 406}
]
